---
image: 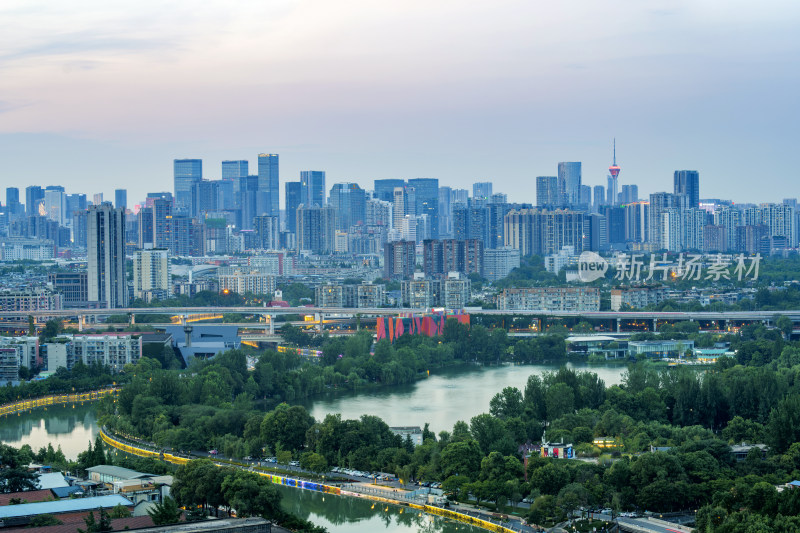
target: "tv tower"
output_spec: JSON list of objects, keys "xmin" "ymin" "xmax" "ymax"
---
[{"xmin": 607, "ymin": 139, "xmax": 621, "ymax": 205}]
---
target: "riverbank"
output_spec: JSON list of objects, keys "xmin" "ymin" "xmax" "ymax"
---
[
  {"xmin": 0, "ymin": 387, "xmax": 118, "ymax": 417},
  {"xmin": 99, "ymin": 426, "xmax": 526, "ymax": 533}
]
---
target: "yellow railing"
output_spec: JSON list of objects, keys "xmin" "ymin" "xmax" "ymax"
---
[
  {"xmin": 0, "ymin": 388, "xmax": 119, "ymax": 417},
  {"xmin": 100, "ymin": 427, "xmax": 517, "ymax": 533}
]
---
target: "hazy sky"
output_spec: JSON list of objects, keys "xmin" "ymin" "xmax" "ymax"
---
[{"xmin": 1, "ymin": 0, "xmax": 798, "ymax": 206}]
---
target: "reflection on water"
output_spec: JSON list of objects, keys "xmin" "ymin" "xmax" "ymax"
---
[
  {"xmin": 0, "ymin": 403, "xmax": 99, "ymax": 460},
  {"xmin": 299, "ymin": 362, "xmax": 627, "ymax": 432},
  {"xmin": 276, "ymin": 485, "xmax": 485, "ymax": 533}
]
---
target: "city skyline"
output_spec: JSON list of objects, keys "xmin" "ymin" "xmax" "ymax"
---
[{"xmin": 0, "ymin": 1, "xmax": 798, "ymax": 203}]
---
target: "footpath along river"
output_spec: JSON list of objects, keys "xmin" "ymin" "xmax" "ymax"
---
[{"xmin": 2, "ymin": 362, "xmax": 627, "ymax": 533}]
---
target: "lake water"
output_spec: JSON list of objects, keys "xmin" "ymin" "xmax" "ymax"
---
[{"xmin": 2, "ymin": 362, "xmax": 627, "ymax": 532}]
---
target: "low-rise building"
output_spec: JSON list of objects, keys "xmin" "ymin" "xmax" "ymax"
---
[
  {"xmin": 610, "ymin": 286, "xmax": 668, "ymax": 311},
  {"xmin": 497, "ymin": 287, "xmax": 600, "ymax": 312},
  {"xmin": 0, "ymin": 289, "xmax": 62, "ymax": 313},
  {"xmin": 401, "ymin": 273, "xmax": 471, "ymax": 309},
  {"xmin": 218, "ymin": 270, "xmax": 277, "ymax": 295},
  {"xmin": 482, "ymin": 246, "xmax": 521, "ymax": 281},
  {"xmin": 627, "ymin": 339, "xmax": 695, "ymax": 359}
]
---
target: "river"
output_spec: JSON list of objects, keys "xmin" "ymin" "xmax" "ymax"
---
[{"xmin": 3, "ymin": 362, "xmax": 627, "ymax": 532}]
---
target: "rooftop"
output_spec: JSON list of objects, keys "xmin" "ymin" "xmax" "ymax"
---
[
  {"xmin": 0, "ymin": 494, "xmax": 133, "ymax": 519},
  {"xmin": 86, "ymin": 465, "xmax": 153, "ymax": 480}
]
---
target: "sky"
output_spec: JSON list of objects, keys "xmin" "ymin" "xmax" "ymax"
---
[{"xmin": 1, "ymin": 0, "xmax": 798, "ymax": 207}]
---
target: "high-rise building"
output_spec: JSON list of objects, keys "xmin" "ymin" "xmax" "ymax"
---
[
  {"xmin": 87, "ymin": 204, "xmax": 127, "ymax": 308},
  {"xmin": 674, "ymin": 170, "xmax": 700, "ymax": 208},
  {"xmin": 453, "ymin": 205, "xmax": 490, "ymax": 248},
  {"xmin": 408, "ymin": 178, "xmax": 439, "ymax": 239},
  {"xmin": 504, "ymin": 208, "xmax": 586, "ymax": 256},
  {"xmin": 607, "ymin": 140, "xmax": 621, "ymax": 206},
  {"xmin": 152, "ymin": 198, "xmax": 173, "ymax": 249},
  {"xmin": 374, "ymin": 179, "xmax": 406, "ymax": 203},
  {"xmin": 557, "ymin": 162, "xmax": 582, "ymax": 206},
  {"xmin": 299, "ymin": 170, "xmax": 325, "ymax": 209},
  {"xmin": 114, "ymin": 189, "xmax": 127, "ymax": 211},
  {"xmin": 422, "ymin": 239, "xmax": 484, "ymax": 278},
  {"xmin": 579, "ymin": 185, "xmax": 592, "ymax": 207},
  {"xmin": 473, "ymin": 182, "xmax": 493, "ymax": 203},
  {"xmin": 620, "ymin": 184, "xmax": 638, "ymax": 204},
  {"xmin": 624, "ymin": 201, "xmax": 649, "ymax": 243},
  {"xmin": 133, "ymin": 248, "xmax": 170, "ymax": 301},
  {"xmin": 5, "ymin": 188, "xmax": 21, "ymax": 220},
  {"xmin": 384, "ymin": 240, "xmax": 416, "ymax": 279},
  {"xmin": 174, "ymin": 159, "xmax": 202, "ymax": 210},
  {"xmin": 44, "ymin": 188, "xmax": 67, "ymax": 226},
  {"xmin": 329, "ymin": 182, "xmax": 366, "ymax": 231},
  {"xmin": 253, "ymin": 216, "xmax": 280, "ymax": 250},
  {"xmin": 438, "ymin": 186, "xmax": 453, "ymax": 237},
  {"xmin": 25, "ymin": 186, "xmax": 44, "ymax": 217},
  {"xmin": 536, "ymin": 176, "xmax": 559, "ymax": 208},
  {"xmin": 593, "ymin": 185, "xmax": 606, "ymax": 211},
  {"xmin": 258, "ymin": 154, "xmax": 280, "ymax": 216},
  {"xmin": 482, "ymin": 247, "xmax": 521, "ymax": 282},
  {"xmin": 222, "ymin": 160, "xmax": 249, "ymax": 180},
  {"xmin": 137, "ymin": 207, "xmax": 154, "ymax": 248},
  {"xmin": 285, "ymin": 182, "xmax": 302, "ymax": 234},
  {"xmin": 296, "ymin": 205, "xmax": 336, "ymax": 254},
  {"xmin": 648, "ymin": 192, "xmax": 687, "ymax": 249}
]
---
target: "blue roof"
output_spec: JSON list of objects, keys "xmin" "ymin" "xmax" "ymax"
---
[
  {"xmin": 50, "ymin": 485, "xmax": 85, "ymax": 498},
  {"xmin": 0, "ymin": 494, "xmax": 132, "ymax": 519}
]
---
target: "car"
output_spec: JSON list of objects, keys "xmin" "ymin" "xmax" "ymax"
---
[
  {"xmin": 209, "ymin": 449, "xmax": 218, "ymax": 455},
  {"xmin": 289, "ymin": 460, "xmax": 300, "ymax": 467}
]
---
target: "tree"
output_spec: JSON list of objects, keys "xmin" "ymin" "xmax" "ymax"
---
[
  {"xmin": 545, "ymin": 382, "xmax": 575, "ymax": 421},
  {"xmin": 78, "ymin": 508, "xmax": 113, "ymax": 533},
  {"xmin": 489, "ymin": 387, "xmax": 523, "ymax": 419},
  {"xmin": 221, "ymin": 470, "xmax": 283, "ymax": 519},
  {"xmin": 147, "ymin": 497, "xmax": 182, "ymax": 525},
  {"xmin": 300, "ymin": 452, "xmax": 328, "ymax": 474},
  {"xmin": 109, "ymin": 503, "xmax": 131, "ymax": 518},
  {"xmin": 0, "ymin": 444, "xmax": 37, "ymax": 493},
  {"xmin": 440, "ymin": 440, "xmax": 482, "ymax": 480},
  {"xmin": 766, "ymin": 394, "xmax": 800, "ymax": 454},
  {"xmin": 775, "ymin": 315, "xmax": 793, "ymax": 339},
  {"xmin": 27, "ymin": 514, "xmax": 63, "ymax": 527}
]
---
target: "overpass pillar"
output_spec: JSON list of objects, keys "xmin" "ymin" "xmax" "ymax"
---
[
  {"xmin": 263, "ymin": 314, "xmax": 274, "ymax": 335},
  {"xmin": 652, "ymin": 319, "xmax": 658, "ymax": 332},
  {"xmin": 130, "ymin": 313, "xmax": 136, "ymax": 326},
  {"xmin": 78, "ymin": 315, "xmax": 84, "ymax": 332},
  {"xmin": 616, "ymin": 318, "xmax": 621, "ymax": 333}
]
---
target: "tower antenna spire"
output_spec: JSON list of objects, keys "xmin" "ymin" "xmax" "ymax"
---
[{"xmin": 613, "ymin": 138, "xmax": 616, "ymax": 166}]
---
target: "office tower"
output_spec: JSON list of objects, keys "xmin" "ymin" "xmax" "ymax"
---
[
  {"xmin": 72, "ymin": 210, "xmax": 88, "ymax": 248},
  {"xmin": 329, "ymin": 182, "xmax": 366, "ymax": 231},
  {"xmin": 237, "ymin": 175, "xmax": 259, "ymax": 230},
  {"xmin": 152, "ymin": 198, "xmax": 173, "ymax": 249},
  {"xmin": 536, "ymin": 176, "xmax": 559, "ymax": 208},
  {"xmin": 488, "ymin": 202, "xmax": 511, "ymax": 249},
  {"xmin": 674, "ymin": 170, "xmax": 700, "ymax": 208},
  {"xmin": 92, "ymin": 193, "xmax": 103, "ymax": 206},
  {"xmin": 557, "ymin": 162, "xmax": 582, "ymax": 206},
  {"xmin": 438, "ymin": 186, "xmax": 453, "ymax": 236},
  {"xmin": 393, "ymin": 187, "xmax": 409, "ymax": 228},
  {"xmin": 191, "ymin": 180, "xmax": 218, "ymax": 217},
  {"xmin": 451, "ymin": 189, "xmax": 469, "ymax": 207},
  {"xmin": 25, "ymin": 186, "xmax": 44, "ymax": 216},
  {"xmin": 133, "ymin": 249, "xmax": 170, "ymax": 301},
  {"xmin": 300, "ymin": 170, "xmax": 326, "ymax": 208},
  {"xmin": 620, "ymin": 184, "xmax": 638, "ymax": 204},
  {"xmin": 66, "ymin": 194, "xmax": 87, "ymax": 219},
  {"xmin": 374, "ymin": 179, "xmax": 406, "ymax": 203},
  {"xmin": 137, "ymin": 207, "xmax": 154, "ymax": 248},
  {"xmin": 602, "ymin": 206, "xmax": 626, "ymax": 245},
  {"xmin": 257, "ymin": 154, "xmax": 279, "ymax": 216},
  {"xmin": 174, "ymin": 159, "xmax": 202, "ymax": 210},
  {"xmin": 384, "ymin": 240, "xmax": 416, "ymax": 279},
  {"xmin": 473, "ymin": 182, "xmax": 493, "ymax": 203},
  {"xmin": 624, "ymin": 201, "xmax": 649, "ymax": 243},
  {"xmin": 113, "ymin": 189, "xmax": 127, "ymax": 211},
  {"xmin": 216, "ymin": 178, "xmax": 235, "ymax": 210},
  {"xmin": 222, "ymin": 160, "xmax": 249, "ymax": 180},
  {"xmin": 408, "ymin": 178, "xmax": 439, "ymax": 239},
  {"xmin": 453, "ymin": 205, "xmax": 490, "ymax": 248},
  {"xmin": 44, "ymin": 188, "xmax": 67, "ymax": 226},
  {"xmin": 593, "ymin": 185, "xmax": 606, "ymax": 211},
  {"xmin": 490, "ymin": 193, "xmax": 507, "ymax": 204},
  {"xmin": 579, "ymin": 185, "xmax": 592, "ymax": 207},
  {"xmin": 87, "ymin": 203, "xmax": 127, "ymax": 308},
  {"xmin": 253, "ymin": 216, "xmax": 280, "ymax": 250},
  {"xmin": 5, "ymin": 188, "xmax": 20, "ymax": 219},
  {"xmin": 586, "ymin": 213, "xmax": 608, "ymax": 250},
  {"xmin": 296, "ymin": 205, "xmax": 336, "ymax": 254},
  {"xmin": 285, "ymin": 182, "xmax": 302, "ymax": 234}
]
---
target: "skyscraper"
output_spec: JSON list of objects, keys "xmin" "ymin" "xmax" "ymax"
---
[
  {"xmin": 536, "ymin": 176, "xmax": 559, "ymax": 208},
  {"xmin": 152, "ymin": 198, "xmax": 173, "ymax": 249},
  {"xmin": 374, "ymin": 179, "xmax": 406, "ymax": 203},
  {"xmin": 222, "ymin": 160, "xmax": 249, "ymax": 180},
  {"xmin": 557, "ymin": 162, "xmax": 582, "ymax": 206},
  {"xmin": 593, "ymin": 185, "xmax": 606, "ymax": 211},
  {"xmin": 174, "ymin": 159, "xmax": 202, "ymax": 211},
  {"xmin": 257, "ymin": 154, "xmax": 280, "ymax": 216},
  {"xmin": 329, "ymin": 183, "xmax": 366, "ymax": 231},
  {"xmin": 5, "ymin": 188, "xmax": 20, "ymax": 219},
  {"xmin": 25, "ymin": 186, "xmax": 44, "ymax": 217},
  {"xmin": 296, "ymin": 205, "xmax": 336, "ymax": 254},
  {"xmin": 674, "ymin": 170, "xmax": 700, "ymax": 208},
  {"xmin": 300, "ymin": 171, "xmax": 326, "ymax": 208},
  {"xmin": 408, "ymin": 178, "xmax": 439, "ymax": 239},
  {"xmin": 115, "ymin": 189, "xmax": 127, "ymax": 211},
  {"xmin": 620, "ymin": 184, "xmax": 639, "ymax": 204},
  {"xmin": 473, "ymin": 182, "xmax": 493, "ymax": 203},
  {"xmin": 87, "ymin": 203, "xmax": 127, "ymax": 308},
  {"xmin": 285, "ymin": 182, "xmax": 302, "ymax": 234}
]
